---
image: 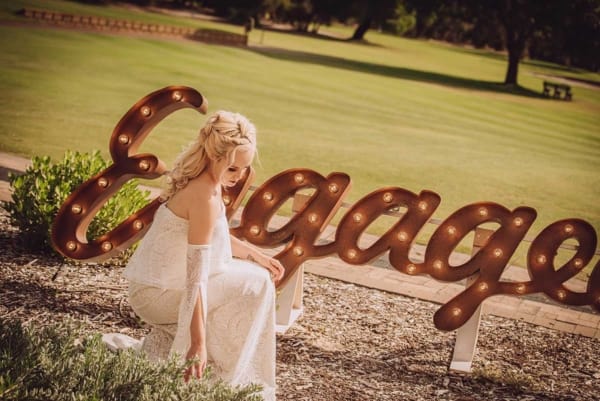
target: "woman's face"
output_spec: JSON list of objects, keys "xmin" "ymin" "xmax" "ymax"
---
[{"xmin": 215, "ymin": 145, "xmax": 254, "ymax": 188}]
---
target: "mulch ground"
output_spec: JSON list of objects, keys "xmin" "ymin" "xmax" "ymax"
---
[{"xmin": 1, "ymin": 206, "xmax": 598, "ymax": 401}]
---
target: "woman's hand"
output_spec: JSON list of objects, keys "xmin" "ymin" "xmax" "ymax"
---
[
  {"xmin": 266, "ymin": 257, "xmax": 285, "ymax": 283},
  {"xmin": 253, "ymin": 254, "xmax": 285, "ymax": 283},
  {"xmin": 184, "ymin": 343, "xmax": 207, "ymax": 382}
]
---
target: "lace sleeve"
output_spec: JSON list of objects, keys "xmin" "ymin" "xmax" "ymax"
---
[{"xmin": 170, "ymin": 244, "xmax": 211, "ymax": 358}]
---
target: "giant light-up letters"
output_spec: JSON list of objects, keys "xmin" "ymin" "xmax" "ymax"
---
[{"xmin": 51, "ymin": 86, "xmax": 600, "ymax": 331}]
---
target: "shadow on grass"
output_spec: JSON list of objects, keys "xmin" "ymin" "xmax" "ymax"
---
[
  {"xmin": 249, "ymin": 46, "xmax": 546, "ymax": 98},
  {"xmin": 258, "ymin": 24, "xmax": 385, "ymax": 47},
  {"xmin": 450, "ymin": 45, "xmax": 593, "ymax": 77}
]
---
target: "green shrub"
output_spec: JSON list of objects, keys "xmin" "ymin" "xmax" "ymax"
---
[
  {"xmin": 0, "ymin": 318, "xmax": 263, "ymax": 401},
  {"xmin": 1, "ymin": 150, "xmax": 150, "ymax": 263}
]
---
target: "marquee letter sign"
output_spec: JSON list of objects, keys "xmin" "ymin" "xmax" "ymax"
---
[
  {"xmin": 52, "ymin": 86, "xmax": 208, "ymax": 261},
  {"xmin": 51, "ymin": 86, "xmax": 600, "ymax": 331}
]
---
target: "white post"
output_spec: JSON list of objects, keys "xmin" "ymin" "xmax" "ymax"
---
[
  {"xmin": 275, "ymin": 264, "xmax": 304, "ymax": 333},
  {"xmin": 449, "ymin": 227, "xmax": 493, "ymax": 372}
]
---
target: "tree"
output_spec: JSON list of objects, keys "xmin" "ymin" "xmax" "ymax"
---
[
  {"xmin": 497, "ymin": 0, "xmax": 538, "ymax": 84},
  {"xmin": 405, "ymin": 0, "xmax": 599, "ymax": 83},
  {"xmin": 203, "ymin": 0, "xmax": 266, "ymax": 24},
  {"xmin": 311, "ymin": 0, "xmax": 350, "ymax": 32},
  {"xmin": 404, "ymin": 0, "xmax": 442, "ymax": 37},
  {"xmin": 527, "ymin": 0, "xmax": 600, "ymax": 71},
  {"xmin": 350, "ymin": 0, "xmax": 399, "ymax": 40},
  {"xmin": 285, "ymin": 0, "xmax": 313, "ymax": 31},
  {"xmin": 465, "ymin": 0, "xmax": 580, "ymax": 85}
]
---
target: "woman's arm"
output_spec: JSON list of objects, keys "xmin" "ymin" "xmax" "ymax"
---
[
  {"xmin": 180, "ymin": 186, "xmax": 218, "ymax": 380},
  {"xmin": 230, "ymin": 234, "xmax": 261, "ymax": 261},
  {"xmin": 230, "ymin": 234, "xmax": 285, "ymax": 282},
  {"xmin": 185, "ymin": 293, "xmax": 207, "ymax": 381}
]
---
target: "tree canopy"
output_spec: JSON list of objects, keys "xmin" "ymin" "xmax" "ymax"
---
[{"xmin": 118, "ymin": 0, "xmax": 600, "ymax": 83}]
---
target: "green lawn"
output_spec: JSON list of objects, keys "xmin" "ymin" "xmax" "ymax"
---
[{"xmin": 0, "ymin": 1, "xmax": 599, "ymax": 274}]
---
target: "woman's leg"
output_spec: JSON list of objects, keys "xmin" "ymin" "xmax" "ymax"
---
[
  {"xmin": 206, "ymin": 260, "xmax": 276, "ymax": 400},
  {"xmin": 128, "ymin": 282, "xmax": 182, "ymax": 361}
]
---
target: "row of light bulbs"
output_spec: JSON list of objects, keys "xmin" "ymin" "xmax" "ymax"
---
[{"xmin": 54, "ymin": 87, "xmax": 204, "ymax": 260}]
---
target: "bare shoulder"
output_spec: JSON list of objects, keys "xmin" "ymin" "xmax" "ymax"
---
[
  {"xmin": 184, "ymin": 176, "xmax": 214, "ymax": 202},
  {"xmin": 183, "ymin": 176, "xmax": 221, "ymax": 244},
  {"xmin": 167, "ymin": 176, "xmax": 210, "ymax": 214}
]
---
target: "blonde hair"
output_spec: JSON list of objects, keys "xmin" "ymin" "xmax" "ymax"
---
[{"xmin": 161, "ymin": 110, "xmax": 256, "ymax": 201}]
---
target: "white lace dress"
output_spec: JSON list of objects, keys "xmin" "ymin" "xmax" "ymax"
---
[{"xmin": 123, "ymin": 203, "xmax": 276, "ymax": 400}]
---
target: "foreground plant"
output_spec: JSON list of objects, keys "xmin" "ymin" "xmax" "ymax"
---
[{"xmin": 0, "ymin": 318, "xmax": 262, "ymax": 401}]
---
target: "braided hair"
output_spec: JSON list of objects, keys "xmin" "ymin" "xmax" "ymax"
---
[{"xmin": 161, "ymin": 110, "xmax": 256, "ymax": 201}]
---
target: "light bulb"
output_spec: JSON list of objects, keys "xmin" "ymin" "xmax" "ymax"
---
[
  {"xmin": 139, "ymin": 160, "xmax": 150, "ymax": 170},
  {"xmin": 118, "ymin": 134, "xmax": 130, "ymax": 145},
  {"xmin": 397, "ymin": 231, "xmax": 408, "ymax": 242},
  {"xmin": 263, "ymin": 192, "xmax": 273, "ymax": 201}
]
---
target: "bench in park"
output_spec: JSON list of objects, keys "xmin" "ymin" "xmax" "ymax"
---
[
  {"xmin": 543, "ymin": 81, "xmax": 573, "ymax": 100},
  {"xmin": 51, "ymin": 86, "xmax": 599, "ymax": 374}
]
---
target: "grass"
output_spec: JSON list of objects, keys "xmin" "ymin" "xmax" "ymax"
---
[{"xmin": 0, "ymin": 1, "xmax": 598, "ymax": 274}]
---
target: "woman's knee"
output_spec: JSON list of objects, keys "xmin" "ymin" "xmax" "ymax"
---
[
  {"xmin": 241, "ymin": 265, "xmax": 274, "ymax": 297},
  {"xmin": 127, "ymin": 284, "xmax": 180, "ymax": 324}
]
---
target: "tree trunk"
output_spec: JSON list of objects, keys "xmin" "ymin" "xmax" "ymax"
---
[
  {"xmin": 500, "ymin": 0, "xmax": 534, "ymax": 85},
  {"xmin": 415, "ymin": 12, "xmax": 427, "ymax": 37},
  {"xmin": 351, "ymin": 16, "xmax": 372, "ymax": 40},
  {"xmin": 351, "ymin": 1, "xmax": 375, "ymax": 40},
  {"xmin": 504, "ymin": 45, "xmax": 521, "ymax": 85},
  {"xmin": 502, "ymin": 15, "xmax": 526, "ymax": 85}
]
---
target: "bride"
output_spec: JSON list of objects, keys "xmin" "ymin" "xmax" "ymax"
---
[{"xmin": 122, "ymin": 110, "xmax": 284, "ymax": 400}]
